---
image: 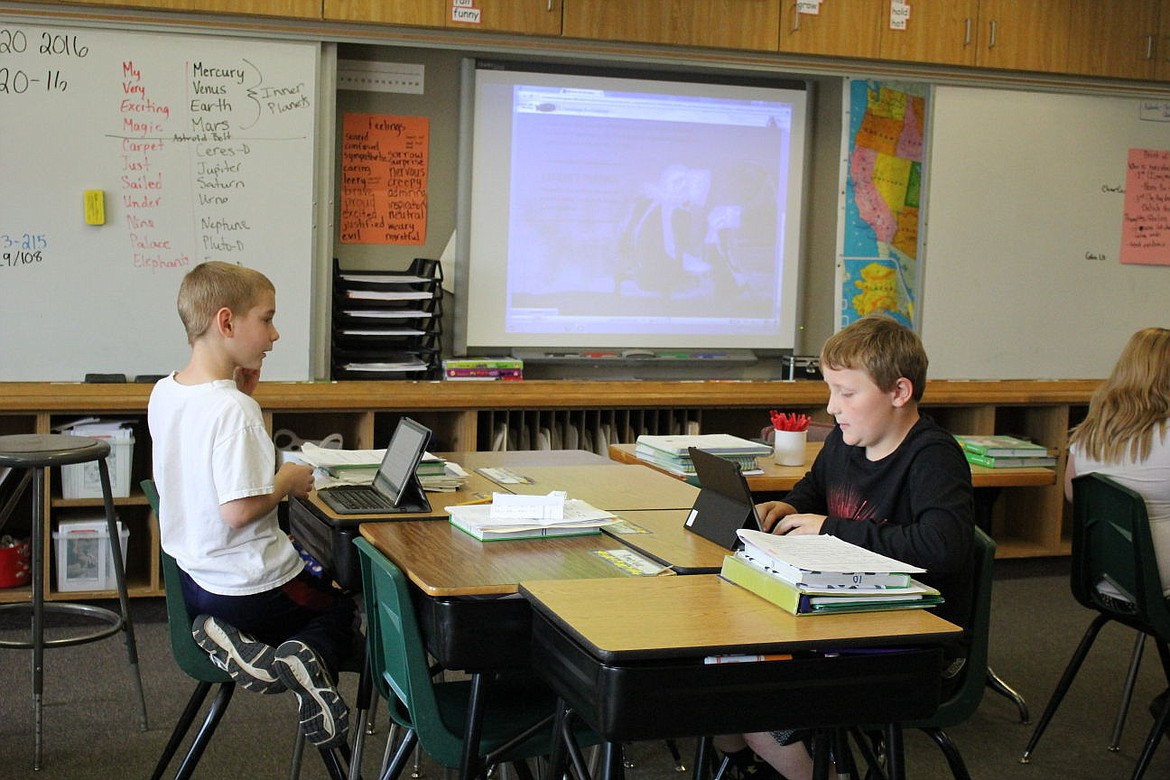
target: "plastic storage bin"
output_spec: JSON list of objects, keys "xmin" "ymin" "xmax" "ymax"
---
[
  {"xmin": 60, "ymin": 436, "xmax": 134, "ymax": 499},
  {"xmin": 53, "ymin": 518, "xmax": 129, "ymax": 592},
  {"xmin": 0, "ymin": 538, "xmax": 31, "ymax": 588}
]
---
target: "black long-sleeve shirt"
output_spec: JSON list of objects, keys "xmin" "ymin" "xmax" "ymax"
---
[{"xmin": 784, "ymin": 415, "xmax": 976, "ymax": 630}]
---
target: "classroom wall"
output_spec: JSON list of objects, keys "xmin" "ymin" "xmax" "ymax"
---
[{"xmin": 331, "ymin": 43, "xmax": 843, "ymax": 377}]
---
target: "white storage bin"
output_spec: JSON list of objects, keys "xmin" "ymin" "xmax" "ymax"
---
[
  {"xmin": 53, "ymin": 518, "xmax": 129, "ymax": 592},
  {"xmin": 60, "ymin": 435, "xmax": 134, "ymax": 499}
]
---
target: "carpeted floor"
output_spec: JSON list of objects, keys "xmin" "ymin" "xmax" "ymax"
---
[{"xmin": 1, "ymin": 557, "xmax": 1168, "ymax": 779}]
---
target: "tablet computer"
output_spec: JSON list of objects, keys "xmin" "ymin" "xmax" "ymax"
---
[{"xmin": 683, "ymin": 446, "xmax": 761, "ymax": 549}]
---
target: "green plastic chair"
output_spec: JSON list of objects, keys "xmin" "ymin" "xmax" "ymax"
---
[
  {"xmin": 143, "ymin": 480, "xmax": 349, "ymax": 780},
  {"xmin": 353, "ymin": 536, "xmax": 596, "ymax": 780},
  {"xmin": 1022, "ymin": 473, "xmax": 1170, "ymax": 780},
  {"xmin": 839, "ymin": 527, "xmax": 996, "ymax": 780}
]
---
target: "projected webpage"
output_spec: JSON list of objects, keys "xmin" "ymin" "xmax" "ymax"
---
[{"xmin": 462, "ymin": 65, "xmax": 807, "ymax": 351}]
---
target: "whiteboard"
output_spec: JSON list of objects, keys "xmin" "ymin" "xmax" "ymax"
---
[
  {"xmin": 921, "ymin": 86, "xmax": 1170, "ymax": 380},
  {"xmin": 0, "ymin": 21, "xmax": 318, "ymax": 381}
]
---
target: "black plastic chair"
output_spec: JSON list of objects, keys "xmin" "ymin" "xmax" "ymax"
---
[{"xmin": 1021, "ymin": 473, "xmax": 1170, "ymax": 779}]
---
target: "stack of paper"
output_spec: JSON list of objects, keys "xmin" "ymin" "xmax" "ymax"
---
[
  {"xmin": 447, "ymin": 491, "xmax": 617, "ymax": 541},
  {"xmin": 634, "ymin": 434, "xmax": 770, "ymax": 477},
  {"xmin": 720, "ymin": 529, "xmax": 942, "ymax": 615},
  {"xmin": 297, "ymin": 444, "xmax": 468, "ymax": 491}
]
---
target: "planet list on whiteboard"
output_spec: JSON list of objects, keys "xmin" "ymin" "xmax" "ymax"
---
[{"xmin": 114, "ymin": 53, "xmax": 313, "ymax": 270}]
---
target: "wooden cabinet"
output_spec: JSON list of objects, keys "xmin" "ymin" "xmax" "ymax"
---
[
  {"xmin": 446, "ymin": 0, "xmax": 562, "ymax": 36},
  {"xmin": 562, "ymin": 0, "xmax": 781, "ymax": 52},
  {"xmin": 1158, "ymin": 1, "xmax": 1170, "ymax": 81},
  {"xmin": 324, "ymin": 0, "xmax": 444, "ymax": 27},
  {"xmin": 971, "ymin": 0, "xmax": 1071, "ymax": 73},
  {"xmin": 777, "ymin": 0, "xmax": 883, "ymax": 59},
  {"xmin": 1067, "ymin": 0, "xmax": 1162, "ymax": 80},
  {"xmin": 325, "ymin": 0, "xmax": 561, "ymax": 34},
  {"xmin": 879, "ymin": 0, "xmax": 979, "ymax": 67},
  {"xmin": 877, "ymin": 0, "xmax": 1071, "ymax": 73},
  {"xmin": 67, "ymin": 0, "xmax": 322, "ymax": 19}
]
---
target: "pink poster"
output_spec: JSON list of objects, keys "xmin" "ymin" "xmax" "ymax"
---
[{"xmin": 1121, "ymin": 147, "xmax": 1170, "ymax": 265}]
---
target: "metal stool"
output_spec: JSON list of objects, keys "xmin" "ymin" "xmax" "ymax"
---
[{"xmin": 0, "ymin": 433, "xmax": 148, "ymax": 769}]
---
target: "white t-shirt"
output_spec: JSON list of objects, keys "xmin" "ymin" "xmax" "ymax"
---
[
  {"xmin": 1071, "ymin": 430, "xmax": 1170, "ymax": 597},
  {"xmin": 147, "ymin": 373, "xmax": 303, "ymax": 596}
]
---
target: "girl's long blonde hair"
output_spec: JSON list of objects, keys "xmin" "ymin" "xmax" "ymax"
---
[{"xmin": 1070, "ymin": 327, "xmax": 1170, "ymax": 462}]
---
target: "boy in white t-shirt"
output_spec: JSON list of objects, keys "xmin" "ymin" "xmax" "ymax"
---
[{"xmin": 148, "ymin": 261, "xmax": 357, "ymax": 749}]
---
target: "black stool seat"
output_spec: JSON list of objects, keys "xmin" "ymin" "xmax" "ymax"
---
[
  {"xmin": 0, "ymin": 432, "xmax": 148, "ymax": 770},
  {"xmin": 0, "ymin": 433, "xmax": 112, "ymax": 468}
]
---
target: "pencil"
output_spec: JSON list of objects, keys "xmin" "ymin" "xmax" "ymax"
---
[{"xmin": 453, "ymin": 497, "xmax": 492, "ymax": 506}]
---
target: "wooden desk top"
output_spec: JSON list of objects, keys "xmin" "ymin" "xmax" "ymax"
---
[
  {"xmin": 359, "ymin": 520, "xmax": 633, "ymax": 598},
  {"xmin": 520, "ymin": 574, "xmax": 962, "ymax": 661},
  {"xmin": 609, "ymin": 442, "xmax": 1056, "ymax": 491},
  {"xmin": 477, "ymin": 462, "xmax": 701, "ymax": 511},
  {"xmin": 442, "ymin": 449, "xmax": 612, "ymax": 469},
  {"xmin": 604, "ymin": 509, "xmax": 729, "ymax": 574}
]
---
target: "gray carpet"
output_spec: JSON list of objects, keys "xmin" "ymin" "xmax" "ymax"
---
[{"xmin": 1, "ymin": 558, "xmax": 1169, "ymax": 779}]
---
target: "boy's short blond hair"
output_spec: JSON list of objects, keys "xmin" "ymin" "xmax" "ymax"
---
[
  {"xmin": 177, "ymin": 261, "xmax": 274, "ymax": 345},
  {"xmin": 820, "ymin": 315, "xmax": 928, "ymax": 402}
]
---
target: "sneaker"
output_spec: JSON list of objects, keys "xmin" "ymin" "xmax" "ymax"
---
[
  {"xmin": 274, "ymin": 639, "xmax": 350, "ymax": 748},
  {"xmin": 722, "ymin": 748, "xmax": 785, "ymax": 780},
  {"xmin": 192, "ymin": 615, "xmax": 286, "ymax": 694}
]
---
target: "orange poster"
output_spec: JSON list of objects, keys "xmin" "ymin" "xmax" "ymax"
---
[
  {"xmin": 340, "ymin": 113, "xmax": 429, "ymax": 245},
  {"xmin": 1121, "ymin": 147, "xmax": 1170, "ymax": 266}
]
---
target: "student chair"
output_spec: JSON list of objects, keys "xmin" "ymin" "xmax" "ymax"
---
[
  {"xmin": 838, "ymin": 526, "xmax": 996, "ymax": 780},
  {"xmin": 353, "ymin": 536, "xmax": 598, "ymax": 780},
  {"xmin": 143, "ymin": 480, "xmax": 353, "ymax": 780},
  {"xmin": 1020, "ymin": 473, "xmax": 1170, "ymax": 780}
]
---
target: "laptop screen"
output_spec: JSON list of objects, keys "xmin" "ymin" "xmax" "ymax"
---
[{"xmin": 372, "ymin": 417, "xmax": 431, "ymax": 505}]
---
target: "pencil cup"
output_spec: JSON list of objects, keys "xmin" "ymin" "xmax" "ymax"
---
[{"xmin": 772, "ymin": 429, "xmax": 807, "ymax": 466}]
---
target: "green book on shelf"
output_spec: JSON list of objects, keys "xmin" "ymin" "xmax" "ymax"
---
[
  {"xmin": 964, "ymin": 451, "xmax": 1056, "ymax": 469},
  {"xmin": 954, "ymin": 434, "xmax": 1050, "ymax": 457}
]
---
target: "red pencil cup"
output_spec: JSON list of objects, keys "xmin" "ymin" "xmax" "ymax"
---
[{"xmin": 0, "ymin": 538, "xmax": 32, "ymax": 588}]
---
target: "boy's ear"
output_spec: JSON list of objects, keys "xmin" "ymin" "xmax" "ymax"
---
[
  {"xmin": 213, "ymin": 306, "xmax": 234, "ymax": 337},
  {"xmin": 891, "ymin": 377, "xmax": 914, "ymax": 407}
]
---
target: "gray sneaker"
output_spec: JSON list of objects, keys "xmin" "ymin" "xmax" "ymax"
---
[
  {"xmin": 192, "ymin": 615, "xmax": 286, "ymax": 694},
  {"xmin": 275, "ymin": 639, "xmax": 350, "ymax": 748}
]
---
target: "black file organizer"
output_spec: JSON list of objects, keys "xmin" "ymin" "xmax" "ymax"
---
[{"xmin": 330, "ymin": 258, "xmax": 443, "ymax": 380}]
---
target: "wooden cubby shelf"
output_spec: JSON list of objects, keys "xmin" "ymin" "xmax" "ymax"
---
[{"xmin": 0, "ymin": 378, "xmax": 1099, "ymax": 602}]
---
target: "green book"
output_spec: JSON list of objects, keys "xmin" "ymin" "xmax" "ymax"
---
[
  {"xmin": 954, "ymin": 434, "xmax": 1050, "ymax": 458},
  {"xmin": 965, "ymin": 451, "xmax": 1056, "ymax": 469}
]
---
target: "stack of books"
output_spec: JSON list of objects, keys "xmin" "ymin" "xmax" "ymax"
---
[
  {"xmin": 634, "ymin": 434, "xmax": 771, "ymax": 477},
  {"xmin": 415, "ymin": 454, "xmax": 469, "ymax": 492},
  {"xmin": 447, "ymin": 492, "xmax": 617, "ymax": 541},
  {"xmin": 719, "ymin": 529, "xmax": 943, "ymax": 616},
  {"xmin": 954, "ymin": 434, "xmax": 1057, "ymax": 468},
  {"xmin": 442, "ymin": 357, "xmax": 523, "ymax": 381}
]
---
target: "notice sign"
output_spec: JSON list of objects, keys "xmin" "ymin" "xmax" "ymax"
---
[
  {"xmin": 1121, "ymin": 147, "xmax": 1170, "ymax": 265},
  {"xmin": 340, "ymin": 113, "xmax": 429, "ymax": 244}
]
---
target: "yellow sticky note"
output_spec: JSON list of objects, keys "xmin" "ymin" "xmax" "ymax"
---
[{"xmin": 84, "ymin": 190, "xmax": 105, "ymax": 225}]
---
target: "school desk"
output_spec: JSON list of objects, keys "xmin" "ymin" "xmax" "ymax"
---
[
  {"xmin": 475, "ymin": 461, "xmax": 702, "ymax": 511},
  {"xmin": 521, "ymin": 575, "xmax": 962, "ymax": 780},
  {"xmin": 602, "ymin": 508, "xmax": 729, "ymax": 574}
]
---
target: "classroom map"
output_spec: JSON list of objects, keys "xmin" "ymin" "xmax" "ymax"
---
[{"xmin": 840, "ymin": 80, "xmax": 928, "ymax": 329}]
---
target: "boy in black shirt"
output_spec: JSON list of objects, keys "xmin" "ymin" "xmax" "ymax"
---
[{"xmin": 730, "ymin": 315, "xmax": 975, "ymax": 780}]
